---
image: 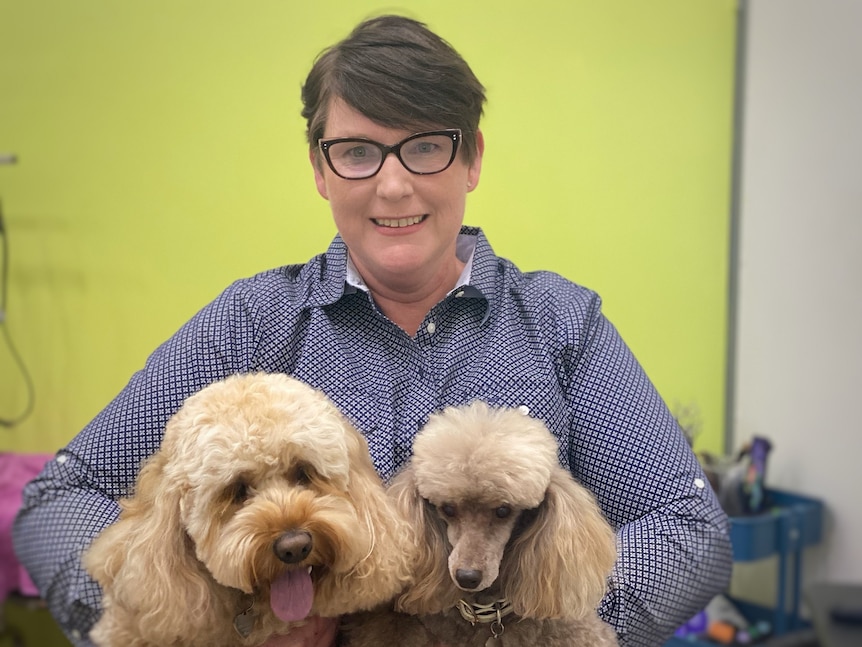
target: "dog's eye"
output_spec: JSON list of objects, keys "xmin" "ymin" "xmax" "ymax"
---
[
  {"xmin": 228, "ymin": 480, "xmax": 250, "ymax": 504},
  {"xmin": 440, "ymin": 503, "xmax": 457, "ymax": 518},
  {"xmin": 289, "ymin": 463, "xmax": 313, "ymax": 486},
  {"xmin": 494, "ymin": 505, "xmax": 512, "ymax": 519}
]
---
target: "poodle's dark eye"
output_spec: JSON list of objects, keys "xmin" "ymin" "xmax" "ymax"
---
[
  {"xmin": 441, "ymin": 503, "xmax": 457, "ymax": 518},
  {"xmin": 494, "ymin": 505, "xmax": 512, "ymax": 519}
]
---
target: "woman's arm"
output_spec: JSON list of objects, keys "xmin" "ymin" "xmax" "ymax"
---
[
  {"xmin": 564, "ymin": 297, "xmax": 733, "ymax": 645},
  {"xmin": 12, "ymin": 282, "xmax": 265, "ymax": 645},
  {"xmin": 261, "ymin": 617, "xmax": 339, "ymax": 647}
]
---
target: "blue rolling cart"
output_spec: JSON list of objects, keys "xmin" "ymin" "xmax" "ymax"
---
[{"xmin": 665, "ymin": 489, "xmax": 824, "ymax": 646}]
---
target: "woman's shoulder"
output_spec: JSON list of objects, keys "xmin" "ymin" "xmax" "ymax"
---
[
  {"xmin": 506, "ymin": 262, "xmax": 603, "ymax": 314},
  {"xmin": 221, "ymin": 254, "xmax": 334, "ymax": 308}
]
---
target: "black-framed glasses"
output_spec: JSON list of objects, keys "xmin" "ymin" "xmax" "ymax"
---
[{"xmin": 318, "ymin": 129, "xmax": 461, "ymax": 180}]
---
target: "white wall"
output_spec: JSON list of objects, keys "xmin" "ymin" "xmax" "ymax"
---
[{"xmin": 732, "ymin": 0, "xmax": 862, "ymax": 604}]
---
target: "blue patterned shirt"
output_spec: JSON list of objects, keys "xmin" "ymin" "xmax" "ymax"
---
[{"xmin": 13, "ymin": 226, "xmax": 732, "ymax": 646}]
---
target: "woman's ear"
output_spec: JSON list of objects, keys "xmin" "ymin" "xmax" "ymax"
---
[
  {"xmin": 310, "ymin": 147, "xmax": 329, "ymax": 200},
  {"xmin": 466, "ymin": 129, "xmax": 484, "ymax": 192}
]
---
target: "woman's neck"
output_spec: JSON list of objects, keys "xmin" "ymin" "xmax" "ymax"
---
[{"xmin": 363, "ymin": 262, "xmax": 465, "ymax": 338}]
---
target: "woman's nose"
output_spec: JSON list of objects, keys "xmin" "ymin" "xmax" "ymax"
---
[{"xmin": 375, "ymin": 153, "xmax": 414, "ymax": 200}]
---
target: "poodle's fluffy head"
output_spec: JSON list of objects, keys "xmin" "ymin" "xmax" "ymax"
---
[
  {"xmin": 394, "ymin": 401, "xmax": 617, "ymax": 621},
  {"xmin": 85, "ymin": 373, "xmax": 412, "ymax": 645},
  {"xmin": 412, "ymin": 401, "xmax": 561, "ymax": 510}
]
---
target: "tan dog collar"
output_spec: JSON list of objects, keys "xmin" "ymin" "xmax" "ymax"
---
[{"xmin": 456, "ymin": 598, "xmax": 514, "ymax": 642}]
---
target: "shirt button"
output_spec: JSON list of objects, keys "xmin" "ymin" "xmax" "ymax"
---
[
  {"xmin": 694, "ymin": 478, "xmax": 706, "ymax": 489},
  {"xmin": 518, "ymin": 405, "xmax": 530, "ymax": 416},
  {"xmin": 71, "ymin": 630, "xmax": 82, "ymax": 640},
  {"xmin": 56, "ymin": 454, "xmax": 68, "ymax": 464},
  {"xmin": 426, "ymin": 322, "xmax": 436, "ymax": 334},
  {"xmin": 455, "ymin": 290, "xmax": 465, "ymax": 298}
]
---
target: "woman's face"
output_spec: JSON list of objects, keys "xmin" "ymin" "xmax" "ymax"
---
[{"xmin": 311, "ymin": 99, "xmax": 483, "ymax": 295}]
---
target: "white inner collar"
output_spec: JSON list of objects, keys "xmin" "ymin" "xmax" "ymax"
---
[{"xmin": 345, "ymin": 233, "xmax": 477, "ymax": 293}]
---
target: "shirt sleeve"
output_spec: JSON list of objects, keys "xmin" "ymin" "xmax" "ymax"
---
[
  {"xmin": 563, "ymin": 295, "xmax": 733, "ymax": 645},
  {"xmin": 11, "ymin": 279, "xmax": 267, "ymax": 646},
  {"xmin": 11, "ymin": 455, "xmax": 117, "ymax": 647}
]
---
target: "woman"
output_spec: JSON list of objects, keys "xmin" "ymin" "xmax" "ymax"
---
[{"xmin": 14, "ymin": 15, "xmax": 732, "ymax": 647}]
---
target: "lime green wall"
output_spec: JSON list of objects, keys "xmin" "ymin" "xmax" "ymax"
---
[{"xmin": 0, "ymin": 0, "xmax": 737, "ymax": 454}]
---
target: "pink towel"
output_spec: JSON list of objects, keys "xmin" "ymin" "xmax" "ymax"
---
[{"xmin": 0, "ymin": 452, "xmax": 53, "ymax": 601}]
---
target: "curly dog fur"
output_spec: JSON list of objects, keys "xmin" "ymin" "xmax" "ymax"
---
[
  {"xmin": 341, "ymin": 402, "xmax": 619, "ymax": 646},
  {"xmin": 84, "ymin": 373, "xmax": 413, "ymax": 647}
]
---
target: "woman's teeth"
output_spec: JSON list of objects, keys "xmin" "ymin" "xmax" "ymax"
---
[{"xmin": 374, "ymin": 216, "xmax": 424, "ymax": 228}]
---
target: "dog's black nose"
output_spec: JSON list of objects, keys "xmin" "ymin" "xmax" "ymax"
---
[
  {"xmin": 273, "ymin": 530, "xmax": 313, "ymax": 564},
  {"xmin": 455, "ymin": 568, "xmax": 483, "ymax": 590}
]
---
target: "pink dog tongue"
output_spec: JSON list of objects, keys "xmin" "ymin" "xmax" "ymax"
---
[{"xmin": 270, "ymin": 568, "xmax": 314, "ymax": 623}]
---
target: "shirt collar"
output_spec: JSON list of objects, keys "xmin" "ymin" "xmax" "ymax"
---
[
  {"xmin": 308, "ymin": 226, "xmax": 497, "ymax": 321},
  {"xmin": 345, "ymin": 230, "xmax": 478, "ymax": 293},
  {"xmin": 457, "ymin": 226, "xmax": 496, "ymax": 324},
  {"xmin": 303, "ymin": 234, "xmax": 351, "ymax": 307}
]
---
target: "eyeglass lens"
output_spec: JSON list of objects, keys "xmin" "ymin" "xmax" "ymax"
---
[{"xmin": 322, "ymin": 131, "xmax": 458, "ymax": 179}]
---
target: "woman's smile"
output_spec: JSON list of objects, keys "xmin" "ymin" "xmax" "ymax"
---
[{"xmin": 372, "ymin": 215, "xmax": 427, "ymax": 229}]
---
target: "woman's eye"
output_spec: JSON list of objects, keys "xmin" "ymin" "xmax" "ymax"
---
[
  {"xmin": 410, "ymin": 141, "xmax": 438, "ymax": 155},
  {"xmin": 495, "ymin": 505, "xmax": 512, "ymax": 519},
  {"xmin": 345, "ymin": 145, "xmax": 369, "ymax": 159}
]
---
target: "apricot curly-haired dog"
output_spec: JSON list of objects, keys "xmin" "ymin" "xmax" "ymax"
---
[
  {"xmin": 84, "ymin": 373, "xmax": 412, "ymax": 647},
  {"xmin": 341, "ymin": 402, "xmax": 619, "ymax": 646}
]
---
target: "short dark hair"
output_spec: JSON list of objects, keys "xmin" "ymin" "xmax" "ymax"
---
[{"xmin": 301, "ymin": 15, "xmax": 486, "ymax": 165}]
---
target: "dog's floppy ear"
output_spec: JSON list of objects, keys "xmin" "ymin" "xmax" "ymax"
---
[
  {"xmin": 312, "ymin": 426, "xmax": 415, "ymax": 614},
  {"xmin": 84, "ymin": 440, "xmax": 218, "ymax": 642},
  {"xmin": 500, "ymin": 468, "xmax": 617, "ymax": 620},
  {"xmin": 389, "ymin": 465, "xmax": 459, "ymax": 615}
]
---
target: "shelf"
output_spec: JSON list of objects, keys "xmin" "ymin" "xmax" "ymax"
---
[
  {"xmin": 665, "ymin": 489, "xmax": 824, "ymax": 646},
  {"xmin": 730, "ymin": 489, "xmax": 823, "ymax": 562}
]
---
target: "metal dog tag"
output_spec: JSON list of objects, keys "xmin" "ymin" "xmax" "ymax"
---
[
  {"xmin": 233, "ymin": 607, "xmax": 256, "ymax": 638},
  {"xmin": 486, "ymin": 617, "xmax": 504, "ymax": 646}
]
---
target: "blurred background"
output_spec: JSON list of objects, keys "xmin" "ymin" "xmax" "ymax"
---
[{"xmin": 1, "ymin": 0, "xmax": 859, "ymax": 645}]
